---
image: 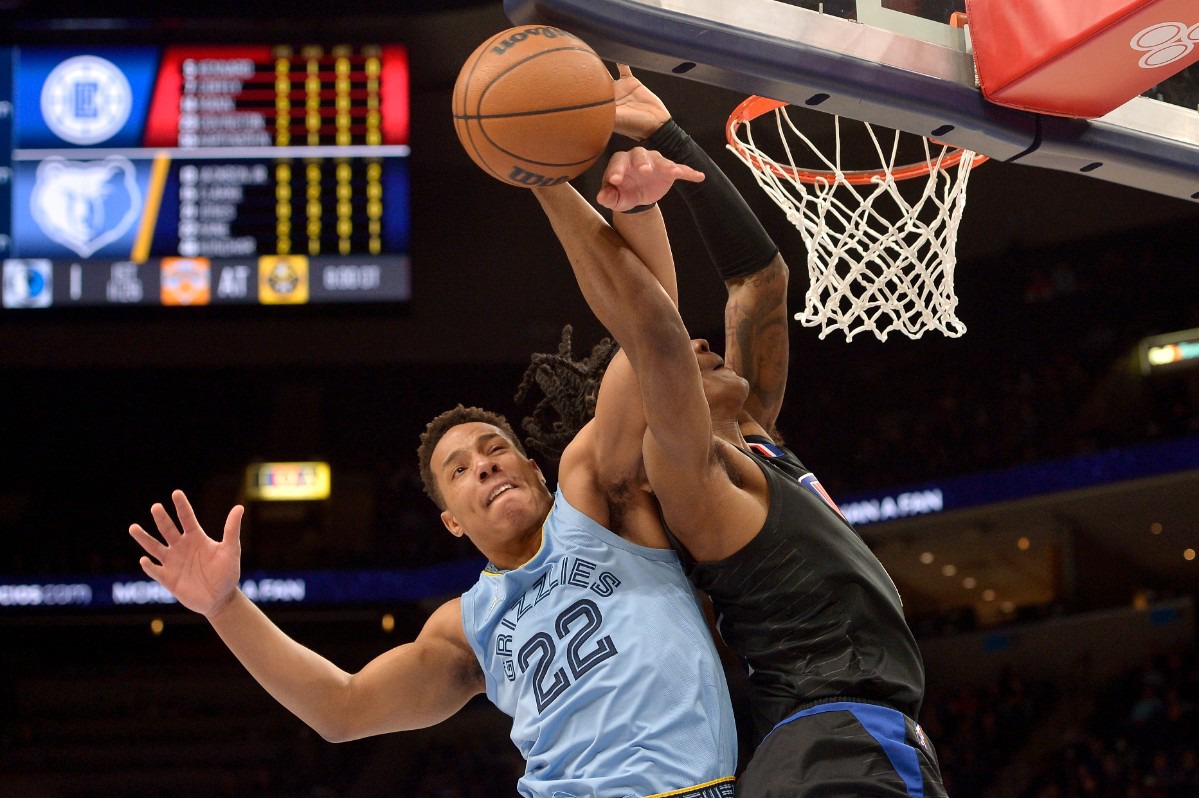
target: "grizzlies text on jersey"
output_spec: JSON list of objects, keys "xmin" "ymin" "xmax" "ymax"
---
[{"xmin": 461, "ymin": 487, "xmax": 738, "ymax": 798}]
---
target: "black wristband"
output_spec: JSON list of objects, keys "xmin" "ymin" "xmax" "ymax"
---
[
  {"xmin": 642, "ymin": 120, "xmax": 779, "ymax": 280},
  {"xmin": 620, "ymin": 203, "xmax": 658, "ymax": 214}
]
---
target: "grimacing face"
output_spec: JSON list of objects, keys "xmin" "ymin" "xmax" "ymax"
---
[{"xmin": 431, "ymin": 422, "xmax": 552, "ymax": 547}]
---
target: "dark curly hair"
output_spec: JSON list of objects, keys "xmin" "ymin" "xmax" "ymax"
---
[
  {"xmin": 515, "ymin": 325, "xmax": 619, "ymax": 461},
  {"xmin": 417, "ymin": 404, "xmax": 525, "ymax": 510}
]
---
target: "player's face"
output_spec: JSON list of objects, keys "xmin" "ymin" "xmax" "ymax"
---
[
  {"xmin": 431, "ymin": 422, "xmax": 551, "ymax": 555},
  {"xmin": 692, "ymin": 339, "xmax": 749, "ymax": 416}
]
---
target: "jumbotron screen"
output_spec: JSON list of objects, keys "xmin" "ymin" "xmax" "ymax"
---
[{"xmin": 0, "ymin": 43, "xmax": 411, "ymax": 309}]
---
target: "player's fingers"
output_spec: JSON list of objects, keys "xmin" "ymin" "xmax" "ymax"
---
[
  {"xmin": 604, "ymin": 150, "xmax": 631, "ymax": 184},
  {"xmin": 138, "ymin": 555, "xmax": 164, "ymax": 580},
  {"xmin": 150, "ymin": 502, "xmax": 182, "ymax": 540},
  {"xmin": 224, "ymin": 505, "xmax": 245, "ymax": 546},
  {"xmin": 649, "ymin": 149, "xmax": 683, "ymax": 172},
  {"xmin": 617, "ymin": 64, "xmax": 633, "ymax": 79},
  {"xmin": 595, "ymin": 185, "xmax": 617, "ymax": 208},
  {"xmin": 676, "ymin": 164, "xmax": 706, "ymax": 183},
  {"xmin": 130, "ymin": 524, "xmax": 169, "ymax": 560},
  {"xmin": 172, "ymin": 489, "xmax": 203, "ymax": 533}
]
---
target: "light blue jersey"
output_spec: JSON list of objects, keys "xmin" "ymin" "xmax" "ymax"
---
[{"xmin": 461, "ymin": 487, "xmax": 738, "ymax": 798}]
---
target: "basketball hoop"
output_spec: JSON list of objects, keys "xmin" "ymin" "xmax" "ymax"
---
[{"xmin": 727, "ymin": 96, "xmax": 988, "ymax": 341}]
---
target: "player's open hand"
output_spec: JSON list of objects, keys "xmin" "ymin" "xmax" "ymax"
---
[
  {"xmin": 613, "ymin": 64, "xmax": 671, "ymax": 141},
  {"xmin": 129, "ymin": 490, "xmax": 244, "ymax": 619},
  {"xmin": 597, "ymin": 147, "xmax": 705, "ymax": 212}
]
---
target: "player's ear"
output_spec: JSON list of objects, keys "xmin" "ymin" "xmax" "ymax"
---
[
  {"xmin": 528, "ymin": 458, "xmax": 547, "ymax": 487},
  {"xmin": 441, "ymin": 510, "xmax": 466, "ymax": 538}
]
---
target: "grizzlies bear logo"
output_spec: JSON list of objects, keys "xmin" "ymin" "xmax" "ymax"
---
[{"xmin": 30, "ymin": 156, "xmax": 143, "ymax": 258}]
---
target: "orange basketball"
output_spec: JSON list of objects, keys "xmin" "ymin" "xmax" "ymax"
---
[{"xmin": 453, "ymin": 25, "xmax": 615, "ymax": 188}]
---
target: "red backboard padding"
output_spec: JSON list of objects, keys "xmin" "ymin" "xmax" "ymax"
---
[{"xmin": 965, "ymin": 0, "xmax": 1199, "ymax": 118}]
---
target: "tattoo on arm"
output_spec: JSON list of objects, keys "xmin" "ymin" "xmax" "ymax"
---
[{"xmin": 723, "ymin": 259, "xmax": 790, "ymax": 432}]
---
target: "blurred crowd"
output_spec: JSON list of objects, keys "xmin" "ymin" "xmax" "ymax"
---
[
  {"xmin": 924, "ymin": 668, "xmax": 1057, "ymax": 795},
  {"xmin": 1024, "ymin": 650, "xmax": 1199, "ymax": 798}
]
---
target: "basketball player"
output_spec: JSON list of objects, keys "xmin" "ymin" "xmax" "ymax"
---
[
  {"xmin": 523, "ymin": 68, "xmax": 949, "ymax": 797},
  {"xmin": 128, "ymin": 149, "xmax": 739, "ymax": 798}
]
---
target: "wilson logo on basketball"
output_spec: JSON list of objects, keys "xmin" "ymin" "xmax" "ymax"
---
[
  {"xmin": 506, "ymin": 167, "xmax": 571, "ymax": 187},
  {"xmin": 490, "ymin": 26, "xmax": 575, "ymax": 56},
  {"xmin": 454, "ymin": 24, "xmax": 614, "ymax": 188}
]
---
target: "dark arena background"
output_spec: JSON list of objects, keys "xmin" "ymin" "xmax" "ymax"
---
[{"xmin": 1, "ymin": 1, "xmax": 1197, "ymax": 796}]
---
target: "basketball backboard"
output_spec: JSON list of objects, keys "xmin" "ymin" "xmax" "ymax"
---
[{"xmin": 505, "ymin": 0, "xmax": 1199, "ymax": 202}]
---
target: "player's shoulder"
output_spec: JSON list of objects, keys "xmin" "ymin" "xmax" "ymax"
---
[
  {"xmin": 422, "ymin": 597, "xmax": 469, "ymax": 643},
  {"xmin": 419, "ymin": 597, "xmax": 486, "ymax": 689},
  {"xmin": 558, "ymin": 418, "xmax": 599, "ymax": 484}
]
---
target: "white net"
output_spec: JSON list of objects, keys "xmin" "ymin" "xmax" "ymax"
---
[{"xmin": 728, "ymin": 105, "xmax": 980, "ymax": 341}]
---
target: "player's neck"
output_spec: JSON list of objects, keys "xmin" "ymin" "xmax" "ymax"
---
[
  {"xmin": 711, "ymin": 416, "xmax": 746, "ymax": 448},
  {"xmin": 736, "ymin": 412, "xmax": 773, "ymax": 445},
  {"xmin": 483, "ymin": 523, "xmax": 546, "ymax": 572}
]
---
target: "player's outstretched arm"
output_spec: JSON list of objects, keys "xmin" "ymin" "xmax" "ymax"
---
[
  {"xmin": 533, "ymin": 152, "xmax": 722, "ymax": 491},
  {"xmin": 573, "ymin": 150, "xmax": 687, "ymax": 510},
  {"xmin": 616, "ymin": 66, "xmax": 790, "ymax": 439},
  {"xmin": 537, "ymin": 151, "xmax": 767, "ymax": 558},
  {"xmin": 129, "ymin": 491, "xmax": 483, "ymax": 741},
  {"xmin": 719, "ymin": 255, "xmax": 790, "ymax": 439}
]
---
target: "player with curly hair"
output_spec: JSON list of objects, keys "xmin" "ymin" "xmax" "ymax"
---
[{"xmin": 525, "ymin": 66, "xmax": 949, "ymax": 798}]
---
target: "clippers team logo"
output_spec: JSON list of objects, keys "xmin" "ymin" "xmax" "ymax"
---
[
  {"xmin": 30, "ymin": 156, "xmax": 143, "ymax": 258},
  {"xmin": 3, "ymin": 260, "xmax": 53, "ymax": 308},
  {"xmin": 40, "ymin": 55, "xmax": 133, "ymax": 145},
  {"xmin": 258, "ymin": 256, "xmax": 309, "ymax": 304},
  {"xmin": 161, "ymin": 258, "xmax": 211, "ymax": 306}
]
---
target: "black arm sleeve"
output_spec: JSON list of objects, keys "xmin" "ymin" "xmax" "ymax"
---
[{"xmin": 642, "ymin": 119, "xmax": 779, "ymax": 280}]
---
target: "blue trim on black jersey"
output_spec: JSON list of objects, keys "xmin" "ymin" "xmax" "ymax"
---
[{"xmin": 773, "ymin": 702, "xmax": 924, "ymax": 798}]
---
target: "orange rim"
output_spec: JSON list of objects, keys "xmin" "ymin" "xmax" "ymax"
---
[{"xmin": 726, "ymin": 95, "xmax": 988, "ymax": 186}]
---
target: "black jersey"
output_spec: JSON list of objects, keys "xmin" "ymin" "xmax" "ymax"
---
[{"xmin": 667, "ymin": 436, "xmax": 926, "ymax": 744}]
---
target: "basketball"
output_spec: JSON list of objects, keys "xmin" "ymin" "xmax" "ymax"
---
[{"xmin": 452, "ymin": 25, "xmax": 615, "ymax": 188}]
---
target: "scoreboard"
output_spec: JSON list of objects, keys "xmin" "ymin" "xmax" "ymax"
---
[{"xmin": 0, "ymin": 44, "xmax": 411, "ymax": 309}]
